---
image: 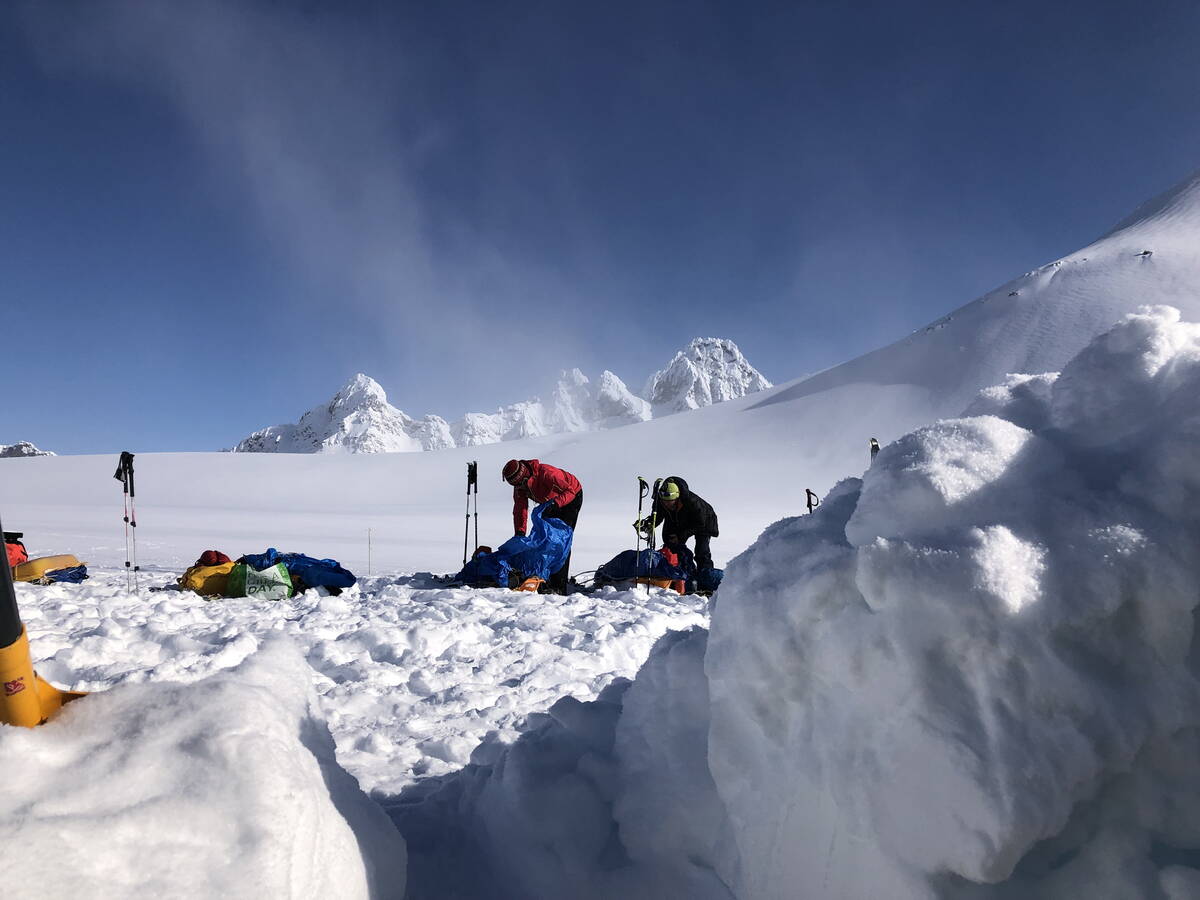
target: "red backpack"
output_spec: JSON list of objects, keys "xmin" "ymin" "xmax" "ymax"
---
[{"xmin": 5, "ymin": 532, "xmax": 29, "ymax": 568}]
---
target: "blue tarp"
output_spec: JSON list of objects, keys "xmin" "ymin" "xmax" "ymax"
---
[
  {"xmin": 44, "ymin": 564, "xmax": 88, "ymax": 584},
  {"xmin": 595, "ymin": 548, "xmax": 689, "ymax": 583},
  {"xmin": 238, "ymin": 549, "xmax": 357, "ymax": 589},
  {"xmin": 454, "ymin": 502, "xmax": 573, "ymax": 586}
]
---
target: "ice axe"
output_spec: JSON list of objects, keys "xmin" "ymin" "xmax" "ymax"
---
[{"xmin": 0, "ymin": 512, "xmax": 86, "ymax": 727}]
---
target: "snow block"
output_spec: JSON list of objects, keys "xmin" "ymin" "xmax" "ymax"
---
[
  {"xmin": 0, "ymin": 638, "xmax": 407, "ymax": 900},
  {"xmin": 705, "ymin": 307, "xmax": 1200, "ymax": 898}
]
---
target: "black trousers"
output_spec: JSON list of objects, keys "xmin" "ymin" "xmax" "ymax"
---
[
  {"xmin": 542, "ymin": 489, "xmax": 582, "ymax": 592},
  {"xmin": 665, "ymin": 533, "xmax": 714, "ymax": 571}
]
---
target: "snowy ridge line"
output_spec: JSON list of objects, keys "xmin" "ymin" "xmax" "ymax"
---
[{"xmin": 231, "ymin": 337, "xmax": 771, "ymax": 454}]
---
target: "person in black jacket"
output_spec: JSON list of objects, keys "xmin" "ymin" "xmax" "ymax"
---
[{"xmin": 639, "ymin": 476, "xmax": 718, "ymax": 571}]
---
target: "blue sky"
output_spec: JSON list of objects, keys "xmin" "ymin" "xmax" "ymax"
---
[{"xmin": 4, "ymin": 0, "xmax": 1200, "ymax": 454}]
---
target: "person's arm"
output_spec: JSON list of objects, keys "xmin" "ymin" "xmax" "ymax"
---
[{"xmin": 513, "ymin": 485, "xmax": 530, "ymax": 535}]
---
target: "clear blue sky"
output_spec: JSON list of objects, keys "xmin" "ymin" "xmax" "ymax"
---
[{"xmin": 4, "ymin": 0, "xmax": 1200, "ymax": 453}]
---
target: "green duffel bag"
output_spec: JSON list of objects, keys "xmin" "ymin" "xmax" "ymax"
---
[{"xmin": 225, "ymin": 561, "xmax": 293, "ymax": 600}]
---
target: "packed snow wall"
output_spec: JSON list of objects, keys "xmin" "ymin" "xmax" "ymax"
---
[{"xmin": 707, "ymin": 305, "xmax": 1200, "ymax": 898}]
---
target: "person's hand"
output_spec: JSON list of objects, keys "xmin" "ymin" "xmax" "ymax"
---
[
  {"xmin": 633, "ymin": 517, "xmax": 652, "ymax": 537},
  {"xmin": 515, "ymin": 530, "xmax": 526, "ymax": 538},
  {"xmin": 543, "ymin": 503, "xmax": 560, "ymax": 518}
]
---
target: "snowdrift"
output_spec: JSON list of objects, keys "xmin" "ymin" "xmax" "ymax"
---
[
  {"xmin": 711, "ymin": 305, "xmax": 1200, "ymax": 897},
  {"xmin": 400, "ymin": 306, "xmax": 1200, "ymax": 899},
  {"xmin": 0, "ymin": 639, "xmax": 407, "ymax": 900}
]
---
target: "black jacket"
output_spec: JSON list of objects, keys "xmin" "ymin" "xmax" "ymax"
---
[{"xmin": 652, "ymin": 477, "xmax": 718, "ymax": 540}]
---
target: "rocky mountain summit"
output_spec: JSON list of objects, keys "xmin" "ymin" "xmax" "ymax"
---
[{"xmin": 232, "ymin": 338, "xmax": 770, "ymax": 453}]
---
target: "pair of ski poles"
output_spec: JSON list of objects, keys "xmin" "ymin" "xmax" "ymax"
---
[{"xmin": 635, "ymin": 476, "xmax": 662, "ymax": 593}]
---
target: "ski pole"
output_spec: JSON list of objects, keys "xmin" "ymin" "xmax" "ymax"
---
[
  {"xmin": 635, "ymin": 477, "xmax": 649, "ymax": 595},
  {"xmin": 113, "ymin": 451, "xmax": 140, "ymax": 593},
  {"xmin": 870, "ymin": 437, "xmax": 880, "ymax": 466},
  {"xmin": 463, "ymin": 461, "xmax": 478, "ymax": 566},
  {"xmin": 472, "ymin": 461, "xmax": 479, "ymax": 553},
  {"xmin": 806, "ymin": 488, "xmax": 820, "ymax": 514},
  {"xmin": 647, "ymin": 478, "xmax": 663, "ymax": 593}
]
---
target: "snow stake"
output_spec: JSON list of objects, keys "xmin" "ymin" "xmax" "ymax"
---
[
  {"xmin": 462, "ymin": 461, "xmax": 479, "ymax": 566},
  {"xmin": 0, "ymin": 511, "xmax": 86, "ymax": 727},
  {"xmin": 113, "ymin": 451, "xmax": 140, "ymax": 593},
  {"xmin": 806, "ymin": 489, "xmax": 820, "ymax": 514}
]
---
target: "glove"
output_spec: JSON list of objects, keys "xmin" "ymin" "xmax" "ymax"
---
[
  {"xmin": 633, "ymin": 517, "xmax": 653, "ymax": 537},
  {"xmin": 543, "ymin": 503, "xmax": 560, "ymax": 518}
]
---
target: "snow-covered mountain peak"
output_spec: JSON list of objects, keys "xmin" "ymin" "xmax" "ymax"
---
[
  {"xmin": 234, "ymin": 338, "xmax": 765, "ymax": 453},
  {"xmin": 329, "ymin": 373, "xmax": 389, "ymax": 410},
  {"xmin": 232, "ymin": 374, "xmax": 451, "ymax": 454},
  {"xmin": 0, "ymin": 441, "xmax": 55, "ymax": 458},
  {"xmin": 643, "ymin": 337, "xmax": 772, "ymax": 414}
]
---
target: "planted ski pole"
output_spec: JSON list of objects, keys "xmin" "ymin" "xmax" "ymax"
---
[
  {"xmin": 0, "ymin": 511, "xmax": 86, "ymax": 727},
  {"xmin": 463, "ymin": 461, "xmax": 478, "ymax": 566},
  {"xmin": 806, "ymin": 489, "xmax": 820, "ymax": 514},
  {"xmin": 870, "ymin": 437, "xmax": 880, "ymax": 466},
  {"xmin": 113, "ymin": 451, "xmax": 140, "ymax": 593},
  {"xmin": 635, "ymin": 477, "xmax": 650, "ymax": 595}
]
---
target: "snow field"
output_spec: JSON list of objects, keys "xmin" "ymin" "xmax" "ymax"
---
[{"xmin": 15, "ymin": 572, "xmax": 707, "ymax": 795}]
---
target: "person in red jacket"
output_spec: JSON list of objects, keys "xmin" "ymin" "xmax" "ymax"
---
[{"xmin": 503, "ymin": 458, "xmax": 582, "ymax": 594}]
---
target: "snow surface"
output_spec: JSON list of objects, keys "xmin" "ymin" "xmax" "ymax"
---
[
  {"xmin": 397, "ymin": 306, "xmax": 1200, "ymax": 899},
  {"xmin": 232, "ymin": 336, "xmax": 769, "ymax": 454},
  {"xmin": 5, "ymin": 169, "xmax": 1200, "ymax": 898}
]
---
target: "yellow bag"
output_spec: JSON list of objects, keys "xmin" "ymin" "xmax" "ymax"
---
[
  {"xmin": 179, "ymin": 561, "xmax": 237, "ymax": 596},
  {"xmin": 14, "ymin": 555, "xmax": 83, "ymax": 583}
]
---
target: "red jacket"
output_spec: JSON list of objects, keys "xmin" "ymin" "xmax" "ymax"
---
[{"xmin": 512, "ymin": 460, "xmax": 581, "ymax": 535}]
